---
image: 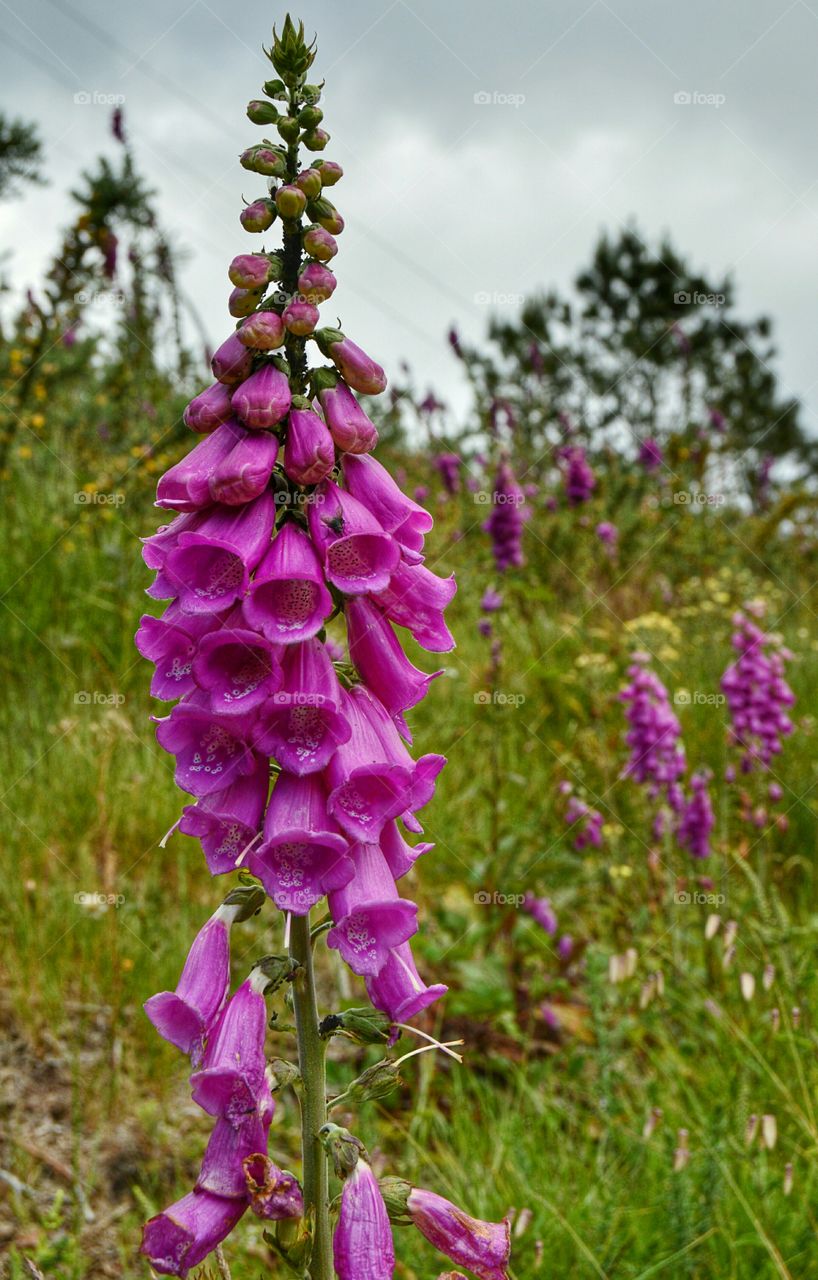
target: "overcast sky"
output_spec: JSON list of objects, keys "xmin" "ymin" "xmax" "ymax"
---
[{"xmin": 2, "ymin": 0, "xmax": 816, "ymax": 430}]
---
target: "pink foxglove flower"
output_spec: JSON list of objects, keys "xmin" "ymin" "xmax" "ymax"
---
[
  {"xmin": 141, "ymin": 1190, "xmax": 247, "ymax": 1277},
  {"xmin": 244, "ymin": 521, "xmax": 333, "ymax": 644},
  {"xmin": 406, "ymin": 1188, "xmax": 510, "ymax": 1280},
  {"xmin": 190, "ymin": 968, "xmax": 269, "ymax": 1120},
  {"xmin": 250, "ymin": 770, "xmax": 352, "ymax": 913},
  {"xmin": 144, "ymin": 904, "xmax": 236, "ymax": 1060},
  {"xmin": 333, "ymin": 1158, "xmax": 395, "ymax": 1280}
]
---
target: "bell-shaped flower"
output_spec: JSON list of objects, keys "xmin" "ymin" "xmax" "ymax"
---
[
  {"xmin": 156, "ymin": 696, "xmax": 256, "ymax": 797},
  {"xmin": 141, "ymin": 1190, "xmax": 246, "ymax": 1277},
  {"xmin": 209, "ymin": 430, "xmax": 279, "ymax": 506},
  {"xmin": 283, "ymin": 406, "xmax": 335, "ymax": 484},
  {"xmin": 326, "ymin": 686, "xmax": 415, "ymax": 841},
  {"xmin": 211, "ymin": 331, "xmax": 254, "ymax": 385},
  {"xmin": 317, "ymin": 376, "xmax": 378, "ymax": 454},
  {"xmin": 374, "ymin": 562, "xmax": 456, "ymax": 653},
  {"xmin": 135, "ymin": 603, "xmax": 224, "ymax": 701},
  {"xmin": 232, "ymin": 363, "xmax": 292, "ymax": 430},
  {"xmin": 347, "ymin": 596, "xmax": 442, "ymax": 716},
  {"xmin": 249, "ymin": 771, "xmax": 352, "ymax": 914},
  {"xmin": 343, "ymin": 454, "xmax": 432, "ymax": 557},
  {"xmin": 193, "ymin": 628, "xmax": 283, "ymax": 717},
  {"xmin": 327, "ymin": 841, "xmax": 418, "ymax": 976},
  {"xmin": 190, "ymin": 967, "xmax": 269, "ymax": 1121},
  {"xmin": 179, "ymin": 754, "xmax": 270, "ymax": 875},
  {"xmin": 156, "ymin": 421, "xmax": 246, "ymax": 512},
  {"xmin": 197, "ymin": 1079, "xmax": 274, "ymax": 1200},
  {"xmin": 315, "ymin": 328, "xmax": 387, "ymax": 396},
  {"xmin": 243, "ymin": 521, "xmax": 333, "ymax": 645},
  {"xmin": 164, "ymin": 492, "xmax": 275, "ymax": 615},
  {"xmin": 252, "ymin": 639, "xmax": 350, "ymax": 774},
  {"xmin": 364, "ymin": 939, "xmax": 447, "ymax": 1023},
  {"xmin": 144, "ymin": 903, "xmax": 240, "ymax": 1061},
  {"xmin": 308, "ymin": 480, "xmax": 399, "ymax": 595},
  {"xmin": 184, "ymin": 381, "xmax": 235, "ymax": 433},
  {"xmin": 406, "ymin": 1188, "xmax": 511, "ymax": 1280},
  {"xmin": 353, "ymin": 685, "xmax": 446, "ymax": 827},
  {"xmin": 333, "ymin": 1157, "xmax": 395, "ymax": 1280},
  {"xmin": 380, "ymin": 820, "xmax": 432, "ymax": 881}
]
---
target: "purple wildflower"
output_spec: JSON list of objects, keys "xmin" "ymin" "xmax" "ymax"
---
[
  {"xmin": 637, "ymin": 438, "xmax": 663, "ymax": 471},
  {"xmin": 562, "ymin": 446, "xmax": 595, "ymax": 506},
  {"xmin": 433, "ymin": 453, "xmax": 461, "ymax": 495},
  {"xmin": 523, "ymin": 894, "xmax": 557, "ymax": 936},
  {"xmin": 721, "ymin": 610, "xmax": 795, "ymax": 771},
  {"xmin": 333, "ymin": 1158, "xmax": 395, "ymax": 1280},
  {"xmin": 619, "ymin": 655, "xmax": 686, "ymax": 809},
  {"xmin": 564, "ymin": 795, "xmax": 604, "ymax": 850},
  {"xmin": 406, "ymin": 1188, "xmax": 510, "ymax": 1280},
  {"xmin": 677, "ymin": 770, "xmax": 715, "ymax": 859},
  {"xmin": 483, "ymin": 458, "xmax": 527, "ymax": 572}
]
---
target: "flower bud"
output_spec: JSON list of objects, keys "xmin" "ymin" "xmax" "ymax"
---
[
  {"xmin": 303, "ymin": 84, "xmax": 322, "ymax": 104},
  {"xmin": 283, "ymin": 299, "xmax": 320, "ymax": 336},
  {"xmin": 268, "ymin": 1057, "xmax": 301, "ymax": 1092},
  {"xmin": 263, "ymin": 78, "xmax": 287, "ymax": 99},
  {"xmin": 221, "ymin": 884, "xmax": 266, "ymax": 922},
  {"xmin": 275, "ymin": 184, "xmax": 308, "ymax": 219},
  {"xmin": 238, "ymin": 310, "xmax": 286, "ymax": 351},
  {"xmin": 184, "ymin": 381, "xmax": 234, "ymax": 433},
  {"xmin": 232, "ymin": 363, "xmax": 292, "ymax": 430},
  {"xmin": 316, "ymin": 159, "xmax": 343, "ymax": 186},
  {"xmin": 299, "ymin": 105, "xmax": 323, "ymax": 129},
  {"xmin": 303, "ymin": 224, "xmax": 338, "ymax": 261},
  {"xmin": 303, "ymin": 128, "xmax": 330, "ymax": 152},
  {"xmin": 318, "ymin": 1123, "xmax": 366, "ymax": 1178},
  {"xmin": 378, "ymin": 1176, "xmax": 413, "ymax": 1225},
  {"xmin": 315, "ymin": 329, "xmax": 387, "ymax": 395},
  {"xmin": 229, "ymin": 253, "xmax": 275, "ymax": 289},
  {"xmin": 295, "ymin": 168, "xmax": 323, "ymax": 199},
  {"xmin": 240, "ymin": 144, "xmax": 286, "ymax": 178},
  {"xmin": 319, "ymin": 1006, "xmax": 393, "ymax": 1044},
  {"xmin": 343, "ymin": 1059, "xmax": 402, "ymax": 1105},
  {"xmin": 240, "ymin": 198, "xmax": 277, "ymax": 233},
  {"xmin": 316, "ymin": 375, "xmax": 378, "ymax": 454},
  {"xmin": 298, "ymin": 261, "xmax": 336, "ymax": 302},
  {"xmin": 308, "ymin": 198, "xmax": 344, "ymax": 234},
  {"xmin": 229, "ymin": 286, "xmax": 263, "ymax": 318},
  {"xmin": 211, "ymin": 332, "xmax": 254, "ymax": 385},
  {"xmin": 247, "ymin": 100, "xmax": 279, "ymax": 125},
  {"xmin": 283, "ymin": 406, "xmax": 335, "ymax": 483},
  {"xmin": 276, "ymin": 115, "xmax": 301, "ymax": 143}
]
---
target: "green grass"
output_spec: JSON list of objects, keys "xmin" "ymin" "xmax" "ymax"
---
[{"xmin": 1, "ymin": 425, "xmax": 817, "ymax": 1279}]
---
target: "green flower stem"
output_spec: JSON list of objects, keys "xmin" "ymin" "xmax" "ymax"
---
[{"xmin": 289, "ymin": 911, "xmax": 332, "ymax": 1279}]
